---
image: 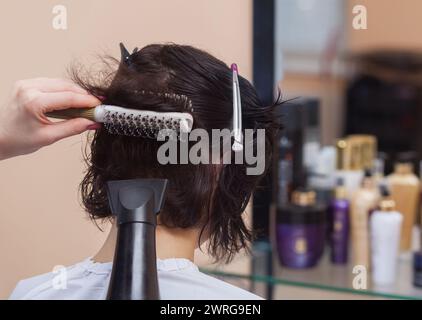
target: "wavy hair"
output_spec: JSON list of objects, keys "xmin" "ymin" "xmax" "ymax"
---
[{"xmin": 72, "ymin": 43, "xmax": 282, "ymax": 262}]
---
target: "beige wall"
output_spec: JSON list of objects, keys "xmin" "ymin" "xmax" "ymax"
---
[
  {"xmin": 0, "ymin": 0, "xmax": 253, "ymax": 298},
  {"xmin": 347, "ymin": 0, "xmax": 422, "ymax": 52}
]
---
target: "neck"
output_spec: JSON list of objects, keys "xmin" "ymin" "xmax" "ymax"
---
[{"xmin": 93, "ymin": 221, "xmax": 198, "ymax": 264}]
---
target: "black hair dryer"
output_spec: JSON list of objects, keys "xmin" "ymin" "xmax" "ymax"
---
[{"xmin": 106, "ymin": 178, "xmax": 168, "ymax": 300}]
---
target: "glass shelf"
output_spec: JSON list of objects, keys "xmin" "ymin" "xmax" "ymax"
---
[{"xmin": 202, "ymin": 244, "xmax": 422, "ymax": 300}]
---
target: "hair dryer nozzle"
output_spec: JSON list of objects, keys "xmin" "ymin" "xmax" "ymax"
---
[{"xmin": 107, "ymin": 179, "xmax": 168, "ymax": 224}]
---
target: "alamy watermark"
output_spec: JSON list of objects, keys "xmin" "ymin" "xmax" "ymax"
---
[
  {"xmin": 352, "ymin": 5, "xmax": 367, "ymax": 30},
  {"xmin": 52, "ymin": 5, "xmax": 67, "ymax": 30},
  {"xmin": 352, "ymin": 265, "xmax": 367, "ymax": 290},
  {"xmin": 156, "ymin": 128, "xmax": 266, "ymax": 176}
]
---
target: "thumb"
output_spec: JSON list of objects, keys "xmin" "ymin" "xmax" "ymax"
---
[{"xmin": 41, "ymin": 118, "xmax": 100, "ymax": 145}]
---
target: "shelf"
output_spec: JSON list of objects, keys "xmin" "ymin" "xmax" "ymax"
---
[{"xmin": 202, "ymin": 244, "xmax": 422, "ymax": 300}]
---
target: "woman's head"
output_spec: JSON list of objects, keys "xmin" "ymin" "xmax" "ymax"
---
[{"xmin": 73, "ymin": 43, "xmax": 281, "ymax": 262}]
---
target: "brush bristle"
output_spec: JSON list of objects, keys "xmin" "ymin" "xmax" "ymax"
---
[
  {"xmin": 135, "ymin": 90, "xmax": 194, "ymax": 113},
  {"xmin": 102, "ymin": 109, "xmax": 192, "ymax": 138}
]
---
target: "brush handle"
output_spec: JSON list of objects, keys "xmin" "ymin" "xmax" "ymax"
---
[{"xmin": 45, "ymin": 107, "xmax": 96, "ymax": 121}]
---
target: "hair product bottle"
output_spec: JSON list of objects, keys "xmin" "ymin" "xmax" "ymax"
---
[
  {"xmin": 370, "ymin": 185, "xmax": 403, "ymax": 285},
  {"xmin": 413, "ymin": 229, "xmax": 422, "ymax": 288},
  {"xmin": 330, "ymin": 177, "xmax": 350, "ymax": 264},
  {"xmin": 387, "ymin": 162, "xmax": 420, "ymax": 251},
  {"xmin": 415, "ymin": 162, "xmax": 422, "ymax": 288},
  {"xmin": 335, "ymin": 135, "xmax": 377, "ymax": 199},
  {"xmin": 335, "ymin": 138, "xmax": 363, "ymax": 199},
  {"xmin": 413, "ymin": 251, "xmax": 422, "ymax": 288},
  {"xmin": 350, "ymin": 170, "xmax": 380, "ymax": 270},
  {"xmin": 277, "ymin": 135, "xmax": 293, "ymax": 207},
  {"xmin": 276, "ymin": 189, "xmax": 326, "ymax": 269},
  {"xmin": 348, "ymin": 135, "xmax": 377, "ymax": 171}
]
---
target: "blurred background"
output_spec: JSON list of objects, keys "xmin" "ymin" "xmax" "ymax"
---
[{"xmin": 2, "ymin": 0, "xmax": 422, "ymax": 300}]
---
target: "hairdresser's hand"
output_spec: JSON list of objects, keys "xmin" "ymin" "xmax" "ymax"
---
[{"xmin": 0, "ymin": 78, "xmax": 101, "ymax": 160}]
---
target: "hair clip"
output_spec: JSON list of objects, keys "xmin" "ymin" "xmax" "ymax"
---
[
  {"xmin": 231, "ymin": 63, "xmax": 243, "ymax": 152},
  {"xmin": 120, "ymin": 42, "xmax": 138, "ymax": 67}
]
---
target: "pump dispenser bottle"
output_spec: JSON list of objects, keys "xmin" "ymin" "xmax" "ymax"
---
[{"xmin": 370, "ymin": 185, "xmax": 403, "ymax": 285}]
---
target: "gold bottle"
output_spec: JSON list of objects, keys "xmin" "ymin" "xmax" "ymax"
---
[
  {"xmin": 336, "ymin": 135, "xmax": 377, "ymax": 199},
  {"xmin": 350, "ymin": 170, "xmax": 380, "ymax": 269},
  {"xmin": 387, "ymin": 162, "xmax": 420, "ymax": 251},
  {"xmin": 347, "ymin": 135, "xmax": 377, "ymax": 170}
]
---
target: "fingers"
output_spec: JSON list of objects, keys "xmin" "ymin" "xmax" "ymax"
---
[
  {"xmin": 36, "ymin": 91, "xmax": 101, "ymax": 112},
  {"xmin": 16, "ymin": 78, "xmax": 88, "ymax": 94},
  {"xmin": 40, "ymin": 118, "xmax": 99, "ymax": 145}
]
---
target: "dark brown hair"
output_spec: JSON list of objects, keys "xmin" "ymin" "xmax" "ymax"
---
[{"xmin": 72, "ymin": 43, "xmax": 282, "ymax": 262}]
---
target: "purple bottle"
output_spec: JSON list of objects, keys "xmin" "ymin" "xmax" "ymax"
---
[
  {"xmin": 276, "ymin": 189, "xmax": 326, "ymax": 269},
  {"xmin": 330, "ymin": 178, "xmax": 350, "ymax": 264}
]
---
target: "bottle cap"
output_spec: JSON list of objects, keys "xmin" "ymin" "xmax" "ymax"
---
[
  {"xmin": 361, "ymin": 168, "xmax": 376, "ymax": 188},
  {"xmin": 378, "ymin": 184, "xmax": 395, "ymax": 211},
  {"xmin": 364, "ymin": 168, "xmax": 373, "ymax": 177},
  {"xmin": 292, "ymin": 189, "xmax": 316, "ymax": 206},
  {"xmin": 394, "ymin": 162, "xmax": 414, "ymax": 174}
]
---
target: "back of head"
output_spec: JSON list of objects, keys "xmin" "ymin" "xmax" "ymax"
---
[{"xmin": 73, "ymin": 43, "xmax": 282, "ymax": 262}]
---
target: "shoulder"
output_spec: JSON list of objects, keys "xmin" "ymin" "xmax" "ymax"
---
[
  {"xmin": 159, "ymin": 267, "xmax": 263, "ymax": 300},
  {"xmin": 9, "ymin": 271, "xmax": 57, "ymax": 300},
  {"xmin": 9, "ymin": 258, "xmax": 108, "ymax": 300}
]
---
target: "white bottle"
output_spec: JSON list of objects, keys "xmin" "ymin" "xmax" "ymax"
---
[{"xmin": 370, "ymin": 185, "xmax": 403, "ymax": 285}]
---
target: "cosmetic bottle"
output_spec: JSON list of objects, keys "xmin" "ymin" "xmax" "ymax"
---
[
  {"xmin": 370, "ymin": 185, "xmax": 403, "ymax": 285},
  {"xmin": 335, "ymin": 135, "xmax": 377, "ymax": 199},
  {"xmin": 387, "ymin": 162, "xmax": 420, "ymax": 251},
  {"xmin": 418, "ymin": 160, "xmax": 422, "ymax": 227},
  {"xmin": 413, "ymin": 251, "xmax": 422, "ymax": 288},
  {"xmin": 308, "ymin": 146, "xmax": 337, "ymax": 203},
  {"xmin": 335, "ymin": 139, "xmax": 363, "ymax": 199},
  {"xmin": 350, "ymin": 169, "xmax": 380, "ymax": 269},
  {"xmin": 330, "ymin": 177, "xmax": 350, "ymax": 264},
  {"xmin": 276, "ymin": 189, "xmax": 326, "ymax": 269},
  {"xmin": 413, "ymin": 229, "xmax": 422, "ymax": 288},
  {"xmin": 350, "ymin": 135, "xmax": 377, "ymax": 171},
  {"xmin": 307, "ymin": 146, "xmax": 337, "ymax": 244},
  {"xmin": 277, "ymin": 135, "xmax": 293, "ymax": 207}
]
